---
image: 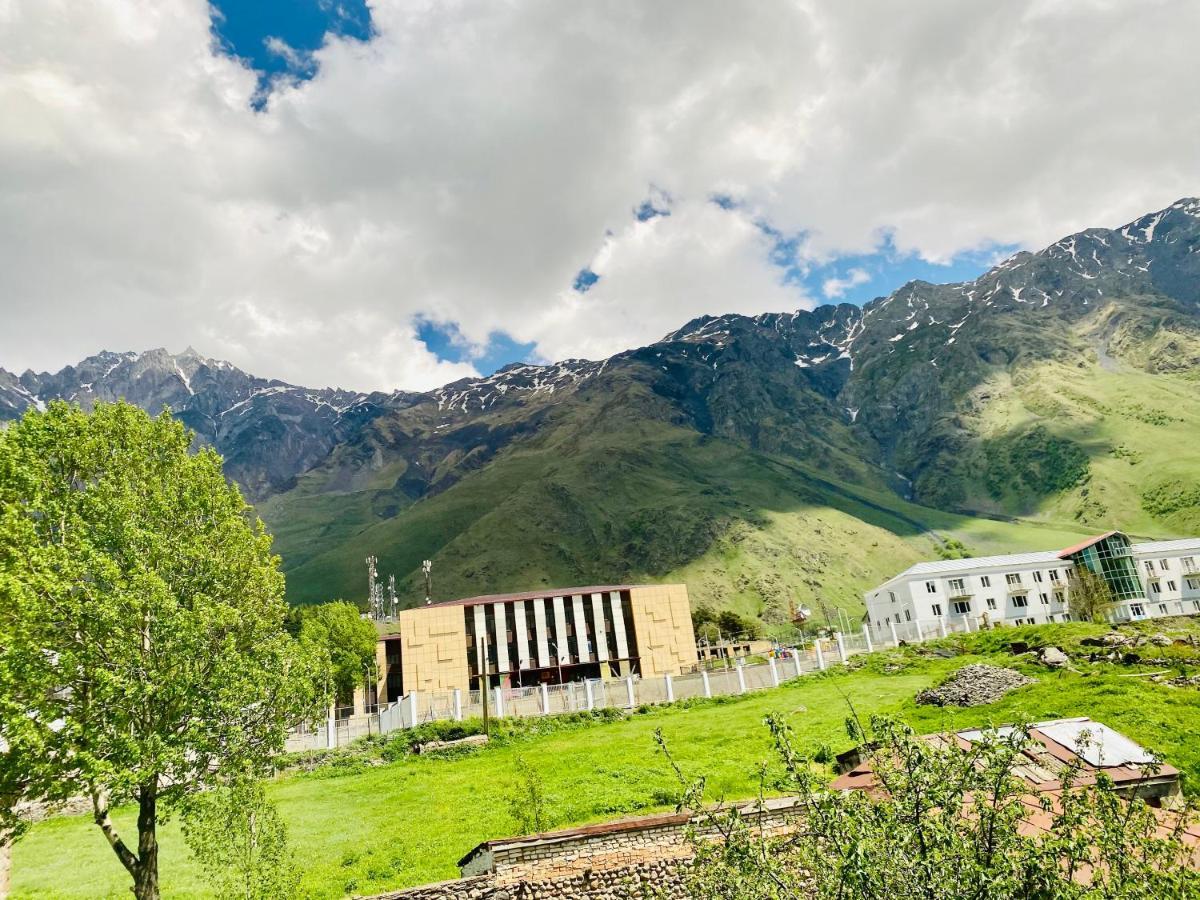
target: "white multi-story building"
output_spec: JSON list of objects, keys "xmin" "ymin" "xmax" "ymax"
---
[{"xmin": 865, "ymin": 532, "xmax": 1200, "ymax": 643}]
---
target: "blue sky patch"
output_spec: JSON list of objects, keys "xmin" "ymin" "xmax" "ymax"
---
[
  {"xmin": 416, "ymin": 319, "xmax": 539, "ymax": 377},
  {"xmin": 211, "ymin": 0, "xmax": 372, "ymax": 101},
  {"xmin": 573, "ymin": 268, "xmax": 600, "ymax": 293}
]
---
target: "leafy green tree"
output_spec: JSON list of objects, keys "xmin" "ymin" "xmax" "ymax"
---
[
  {"xmin": 0, "ymin": 402, "xmax": 327, "ymax": 900},
  {"xmin": 693, "ymin": 606, "xmax": 763, "ymax": 642},
  {"xmin": 182, "ymin": 778, "xmax": 297, "ymax": 899},
  {"xmin": 296, "ymin": 600, "xmax": 378, "ymax": 708},
  {"xmin": 1067, "ymin": 566, "xmax": 1116, "ymax": 623},
  {"xmin": 663, "ymin": 715, "xmax": 1200, "ymax": 899},
  {"xmin": 0, "ymin": 742, "xmax": 35, "ymax": 900}
]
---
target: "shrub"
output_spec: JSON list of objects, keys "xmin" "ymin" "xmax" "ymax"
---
[{"xmin": 668, "ymin": 715, "xmax": 1200, "ymax": 899}]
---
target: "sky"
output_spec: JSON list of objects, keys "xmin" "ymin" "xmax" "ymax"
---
[{"xmin": 2, "ymin": 1, "xmax": 1199, "ymax": 391}]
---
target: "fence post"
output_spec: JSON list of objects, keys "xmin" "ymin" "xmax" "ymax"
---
[
  {"xmin": 815, "ymin": 639, "xmax": 826, "ymax": 671},
  {"xmin": 452, "ymin": 688, "xmax": 462, "ymax": 722},
  {"xmin": 792, "ymin": 649, "xmax": 804, "ymax": 678},
  {"xmin": 736, "ymin": 660, "xmax": 747, "ymax": 694},
  {"xmin": 540, "ymin": 683, "xmax": 550, "ymax": 714},
  {"xmin": 702, "ymin": 669, "xmax": 712, "ymax": 698},
  {"xmin": 407, "ymin": 693, "xmax": 419, "ymax": 727},
  {"xmin": 768, "ymin": 657, "xmax": 779, "ymax": 687},
  {"xmin": 584, "ymin": 679, "xmax": 595, "ymax": 711},
  {"xmin": 664, "ymin": 673, "xmax": 675, "ymax": 703},
  {"xmin": 938, "ymin": 617, "xmax": 948, "ymax": 639},
  {"xmin": 493, "ymin": 687, "xmax": 504, "ymax": 718},
  {"xmin": 625, "ymin": 676, "xmax": 636, "ymax": 708},
  {"xmin": 862, "ymin": 624, "xmax": 874, "ymax": 653},
  {"xmin": 889, "ymin": 620, "xmax": 899, "ymax": 646},
  {"xmin": 834, "ymin": 632, "xmax": 847, "ymax": 664},
  {"xmin": 326, "ymin": 705, "xmax": 336, "ymax": 749}
]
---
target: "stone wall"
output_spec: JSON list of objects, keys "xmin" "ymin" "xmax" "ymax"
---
[
  {"xmin": 371, "ymin": 857, "xmax": 689, "ymax": 900},
  {"xmin": 369, "ymin": 799, "xmax": 799, "ymax": 900}
]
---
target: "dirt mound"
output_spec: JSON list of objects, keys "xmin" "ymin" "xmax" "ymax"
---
[{"xmin": 915, "ymin": 664, "xmax": 1035, "ymax": 707}]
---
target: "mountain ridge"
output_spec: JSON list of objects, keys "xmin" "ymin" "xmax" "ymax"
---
[{"xmin": 4, "ymin": 198, "xmax": 1199, "ymax": 622}]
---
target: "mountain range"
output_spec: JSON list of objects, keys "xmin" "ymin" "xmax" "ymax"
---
[{"xmin": 4, "ymin": 198, "xmax": 1199, "ymax": 629}]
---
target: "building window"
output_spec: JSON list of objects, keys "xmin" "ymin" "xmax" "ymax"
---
[
  {"xmin": 1158, "ymin": 603, "xmax": 1169, "ymax": 615},
  {"xmin": 1012, "ymin": 595, "xmax": 1028, "ymax": 608},
  {"xmin": 931, "ymin": 603, "xmax": 943, "ymax": 617},
  {"xmin": 1152, "ymin": 582, "xmax": 1162, "ymax": 594},
  {"xmin": 1183, "ymin": 557, "xmax": 1197, "ymax": 574},
  {"xmin": 889, "ymin": 591, "xmax": 896, "ymax": 603},
  {"xmin": 948, "ymin": 578, "xmax": 966, "ymax": 595},
  {"xmin": 1040, "ymin": 592, "xmax": 1049, "ymax": 605},
  {"xmin": 1168, "ymin": 581, "xmax": 1177, "ymax": 592},
  {"xmin": 986, "ymin": 598, "xmax": 997, "ymax": 610},
  {"xmin": 1048, "ymin": 569, "xmax": 1060, "ymax": 582},
  {"xmin": 1131, "ymin": 603, "xmax": 1145, "ymax": 617},
  {"xmin": 1193, "ymin": 601, "xmax": 1200, "ymax": 612},
  {"xmin": 1006, "ymin": 573, "xmax": 1022, "ymax": 586},
  {"xmin": 1144, "ymin": 560, "xmax": 1156, "ymax": 576},
  {"xmin": 1033, "ymin": 571, "xmax": 1044, "ymax": 583},
  {"xmin": 1054, "ymin": 591, "xmax": 1065, "ymax": 603},
  {"xmin": 1160, "ymin": 558, "xmax": 1170, "ymax": 571},
  {"xmin": 926, "ymin": 581, "xmax": 937, "ymax": 593},
  {"xmin": 904, "ymin": 609, "xmax": 912, "ymax": 622},
  {"xmin": 952, "ymin": 600, "xmax": 971, "ymax": 615},
  {"xmin": 980, "ymin": 575, "xmax": 991, "ymax": 588},
  {"xmin": 1062, "ymin": 613, "xmax": 1071, "ymax": 622}
]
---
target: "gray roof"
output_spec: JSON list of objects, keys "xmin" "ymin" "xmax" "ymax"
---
[
  {"xmin": 1133, "ymin": 538, "xmax": 1200, "ymax": 555},
  {"xmin": 897, "ymin": 550, "xmax": 1061, "ymax": 579}
]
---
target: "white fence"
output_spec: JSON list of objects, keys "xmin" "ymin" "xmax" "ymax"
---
[
  {"xmin": 289, "ymin": 627, "xmax": 868, "ymax": 752},
  {"xmin": 284, "ymin": 620, "xmax": 980, "ymax": 753}
]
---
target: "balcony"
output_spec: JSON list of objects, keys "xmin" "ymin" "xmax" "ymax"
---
[
  {"xmin": 946, "ymin": 588, "xmax": 973, "ymax": 600},
  {"xmin": 1006, "ymin": 583, "xmax": 1029, "ymax": 594}
]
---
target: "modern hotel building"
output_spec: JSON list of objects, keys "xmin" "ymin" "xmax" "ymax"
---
[
  {"xmin": 373, "ymin": 583, "xmax": 697, "ymax": 702},
  {"xmin": 865, "ymin": 532, "xmax": 1200, "ymax": 642}
]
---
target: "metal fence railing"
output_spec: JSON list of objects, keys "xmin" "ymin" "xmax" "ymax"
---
[{"xmin": 281, "ymin": 615, "xmax": 1044, "ymax": 752}]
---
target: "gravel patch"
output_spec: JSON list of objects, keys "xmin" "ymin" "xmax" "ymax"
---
[{"xmin": 915, "ymin": 664, "xmax": 1035, "ymax": 707}]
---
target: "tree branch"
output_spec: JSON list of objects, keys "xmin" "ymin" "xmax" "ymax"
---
[{"xmin": 91, "ymin": 788, "xmax": 139, "ymax": 879}]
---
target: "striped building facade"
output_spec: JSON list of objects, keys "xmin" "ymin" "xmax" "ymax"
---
[{"xmin": 376, "ymin": 584, "xmax": 696, "ymax": 700}]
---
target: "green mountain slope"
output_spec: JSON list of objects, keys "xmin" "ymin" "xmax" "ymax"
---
[{"xmin": 261, "ymin": 199, "xmax": 1200, "ymax": 622}]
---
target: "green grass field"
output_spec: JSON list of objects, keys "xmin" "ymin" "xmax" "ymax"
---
[{"xmin": 14, "ymin": 620, "xmax": 1200, "ymax": 899}]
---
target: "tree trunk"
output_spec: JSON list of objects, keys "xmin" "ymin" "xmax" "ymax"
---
[
  {"xmin": 132, "ymin": 785, "xmax": 159, "ymax": 900},
  {"xmin": 0, "ymin": 830, "xmax": 11, "ymax": 900}
]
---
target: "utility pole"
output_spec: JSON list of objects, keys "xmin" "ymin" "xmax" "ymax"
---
[
  {"xmin": 422, "ymin": 559, "xmax": 433, "ymax": 606},
  {"xmin": 816, "ymin": 595, "xmax": 835, "ymax": 634}
]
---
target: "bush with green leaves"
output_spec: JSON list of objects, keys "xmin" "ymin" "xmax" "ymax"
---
[
  {"xmin": 662, "ymin": 715, "xmax": 1200, "ymax": 899},
  {"xmin": 505, "ymin": 755, "xmax": 555, "ymax": 835},
  {"xmin": 183, "ymin": 779, "xmax": 297, "ymax": 900}
]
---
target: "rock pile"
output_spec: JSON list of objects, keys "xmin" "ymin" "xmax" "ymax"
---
[
  {"xmin": 1163, "ymin": 674, "xmax": 1200, "ymax": 688},
  {"xmin": 915, "ymin": 664, "xmax": 1035, "ymax": 707},
  {"xmin": 1039, "ymin": 646, "xmax": 1069, "ymax": 668}
]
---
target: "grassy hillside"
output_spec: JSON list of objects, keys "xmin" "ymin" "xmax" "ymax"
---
[
  {"xmin": 261, "ymin": 304, "xmax": 1199, "ymax": 624},
  {"xmin": 15, "ymin": 619, "xmax": 1200, "ymax": 898},
  {"xmin": 935, "ymin": 350, "xmax": 1200, "ymax": 534},
  {"xmin": 264, "ymin": 410, "xmax": 1101, "ymax": 629}
]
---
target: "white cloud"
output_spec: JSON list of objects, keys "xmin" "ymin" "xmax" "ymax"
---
[
  {"xmin": 822, "ymin": 268, "xmax": 871, "ymax": 300},
  {"xmin": 1, "ymin": 0, "xmax": 1198, "ymax": 390}
]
